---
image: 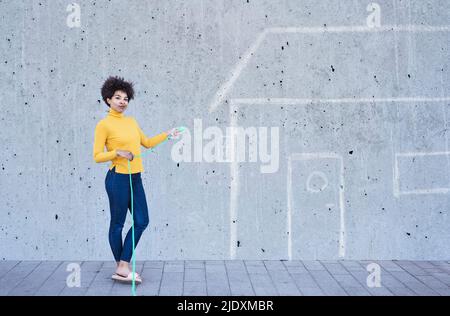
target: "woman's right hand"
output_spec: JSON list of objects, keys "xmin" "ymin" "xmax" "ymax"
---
[{"xmin": 116, "ymin": 149, "xmax": 134, "ymax": 161}]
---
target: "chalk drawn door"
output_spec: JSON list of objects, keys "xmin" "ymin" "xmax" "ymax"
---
[{"xmin": 288, "ymin": 153, "xmax": 345, "ymax": 260}]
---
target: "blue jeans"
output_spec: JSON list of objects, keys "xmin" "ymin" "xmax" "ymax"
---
[{"xmin": 105, "ymin": 166, "xmax": 149, "ymax": 262}]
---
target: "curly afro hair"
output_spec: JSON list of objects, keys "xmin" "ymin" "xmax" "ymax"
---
[{"xmin": 101, "ymin": 76, "xmax": 135, "ymax": 107}]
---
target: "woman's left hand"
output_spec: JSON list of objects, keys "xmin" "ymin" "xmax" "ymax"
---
[{"xmin": 166, "ymin": 127, "xmax": 182, "ymax": 139}]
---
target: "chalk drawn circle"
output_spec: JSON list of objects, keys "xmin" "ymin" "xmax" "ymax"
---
[{"xmin": 306, "ymin": 171, "xmax": 328, "ymax": 193}]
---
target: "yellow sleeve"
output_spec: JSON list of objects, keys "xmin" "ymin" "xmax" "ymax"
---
[
  {"xmin": 93, "ymin": 122, "xmax": 118, "ymax": 163},
  {"xmin": 135, "ymin": 119, "xmax": 168, "ymax": 148}
]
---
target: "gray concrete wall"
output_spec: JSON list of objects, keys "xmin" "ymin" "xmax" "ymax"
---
[{"xmin": 0, "ymin": 0, "xmax": 449, "ymax": 260}]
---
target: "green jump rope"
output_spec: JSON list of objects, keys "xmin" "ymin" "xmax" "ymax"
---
[{"xmin": 124, "ymin": 126, "xmax": 185, "ymax": 296}]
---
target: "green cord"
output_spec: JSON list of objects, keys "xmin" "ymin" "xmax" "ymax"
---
[
  {"xmin": 125, "ymin": 137, "xmax": 169, "ymax": 296},
  {"xmin": 122, "ymin": 127, "xmax": 185, "ymax": 296},
  {"xmin": 127, "ymin": 159, "xmax": 137, "ymax": 296}
]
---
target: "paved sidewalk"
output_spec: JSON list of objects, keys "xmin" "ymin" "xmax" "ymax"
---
[{"xmin": 1, "ymin": 260, "xmax": 449, "ymax": 296}]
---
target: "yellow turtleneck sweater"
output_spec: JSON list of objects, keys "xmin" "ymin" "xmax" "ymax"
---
[{"xmin": 93, "ymin": 108, "xmax": 168, "ymax": 174}]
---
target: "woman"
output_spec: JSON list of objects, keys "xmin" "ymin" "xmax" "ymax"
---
[{"xmin": 93, "ymin": 76, "xmax": 179, "ymax": 283}]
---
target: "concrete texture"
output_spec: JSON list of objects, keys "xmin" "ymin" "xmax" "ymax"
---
[
  {"xmin": 0, "ymin": 0, "xmax": 449, "ymax": 260},
  {"xmin": 2, "ymin": 260, "xmax": 450, "ymax": 296}
]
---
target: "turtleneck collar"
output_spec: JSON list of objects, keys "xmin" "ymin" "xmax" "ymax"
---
[{"xmin": 108, "ymin": 108, "xmax": 125, "ymax": 118}]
